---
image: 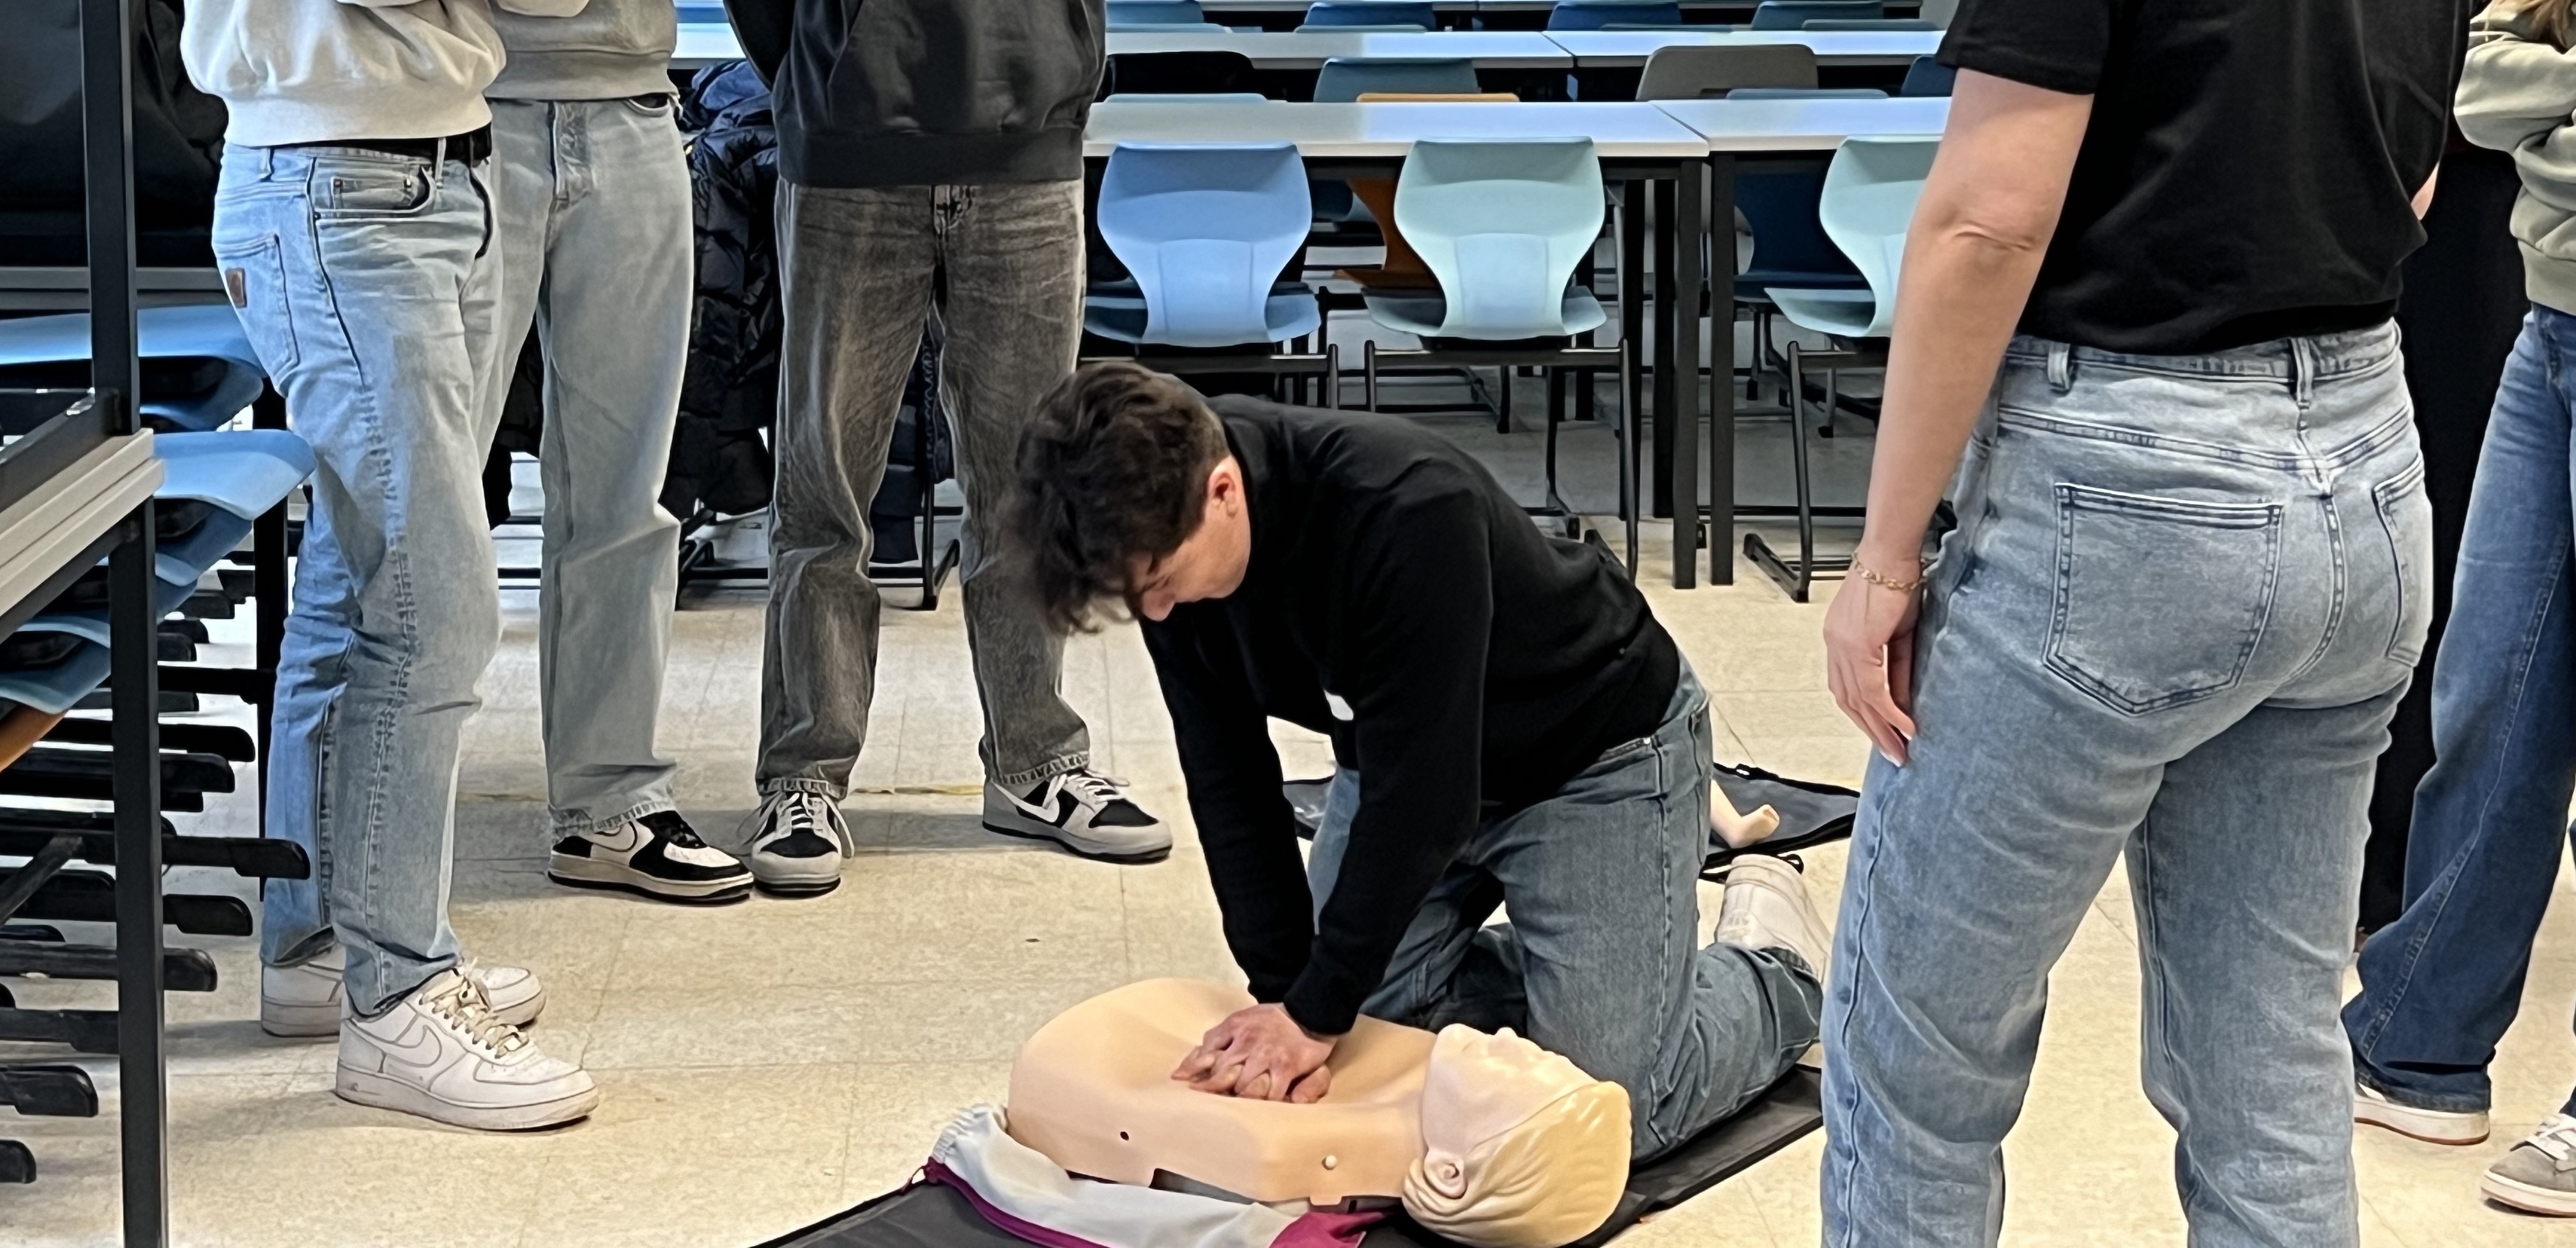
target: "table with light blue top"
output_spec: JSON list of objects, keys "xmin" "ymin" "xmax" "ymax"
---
[
  {"xmin": 1548, "ymin": 27, "xmax": 1941, "ymax": 68},
  {"xmin": 670, "ymin": 24, "xmax": 1936, "ymax": 72},
  {"xmin": 1652, "ymin": 95, "xmax": 1948, "ymax": 583}
]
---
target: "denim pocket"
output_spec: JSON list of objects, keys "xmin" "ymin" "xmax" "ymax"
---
[
  {"xmin": 311, "ymin": 159, "xmax": 434, "ymax": 220},
  {"xmin": 2372, "ymin": 454, "xmax": 2435, "ymax": 666},
  {"xmin": 2045, "ymin": 483, "xmax": 2283, "ymax": 715},
  {"xmin": 209, "ymin": 232, "xmax": 297, "ymax": 377}
]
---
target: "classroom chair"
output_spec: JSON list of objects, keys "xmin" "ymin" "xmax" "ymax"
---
[
  {"xmin": 1111, "ymin": 21, "xmax": 1233, "ymax": 31},
  {"xmin": 1107, "ymin": 0, "xmax": 1209, "ymax": 24},
  {"xmin": 1634, "ymin": 45, "xmax": 1818, "ymax": 99},
  {"xmin": 1301, "ymin": 1, "xmax": 1438, "ymax": 29},
  {"xmin": 1103, "ymin": 93, "xmax": 1272, "ymax": 104},
  {"xmin": 1085, "ymin": 142, "xmax": 1322, "ymax": 352},
  {"xmin": 1802, "ymin": 18, "xmax": 1938, "ymax": 29},
  {"xmin": 1313, "ymin": 57, "xmax": 1482, "ymax": 100},
  {"xmin": 1101, "ymin": 50, "xmax": 1262, "ymax": 96},
  {"xmin": 1545, "ymin": 1, "xmax": 1685, "ymax": 31},
  {"xmin": 1900, "ymin": 56, "xmax": 1958, "ymax": 96},
  {"xmin": 1749, "ymin": 0, "xmax": 1882, "ymax": 29},
  {"xmin": 0, "ymin": 307, "xmax": 264, "ymax": 432},
  {"xmin": 1753, "ymin": 135, "xmax": 1938, "ymax": 601},
  {"xmin": 1725, "ymin": 88, "xmax": 1890, "ymax": 99}
]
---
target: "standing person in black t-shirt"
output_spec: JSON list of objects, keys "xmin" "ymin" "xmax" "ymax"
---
[
  {"xmin": 1816, "ymin": 1, "xmax": 2464, "ymax": 1242},
  {"xmin": 1012, "ymin": 364, "xmax": 1828, "ymax": 1161}
]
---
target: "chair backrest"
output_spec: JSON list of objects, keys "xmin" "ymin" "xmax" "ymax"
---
[
  {"xmin": 1920, "ymin": 0, "xmax": 1959, "ymax": 25},
  {"xmin": 1110, "ymin": 20, "xmax": 1232, "ymax": 31},
  {"xmin": 1899, "ymin": 56, "xmax": 1957, "ymax": 96},
  {"xmin": 1108, "ymin": 0, "xmax": 1208, "ymax": 24},
  {"xmin": 1105, "ymin": 93, "xmax": 1273, "ymax": 103},
  {"xmin": 1736, "ymin": 165, "xmax": 1855, "ymax": 284},
  {"xmin": 1725, "ymin": 88, "xmax": 1889, "ymax": 99},
  {"xmin": 1749, "ymin": 0, "xmax": 1882, "ymax": 29},
  {"xmin": 1103, "ymin": 50, "xmax": 1261, "ymax": 96},
  {"xmin": 1545, "ymin": 1, "xmax": 1685, "ymax": 31},
  {"xmin": 1802, "ymin": 18, "xmax": 1937, "ymax": 29},
  {"xmin": 1314, "ymin": 57, "xmax": 1483, "ymax": 102},
  {"xmin": 1303, "ymin": 1, "xmax": 1439, "ymax": 28},
  {"xmin": 1393, "ymin": 138, "xmax": 1606, "ymax": 339},
  {"xmin": 1812, "ymin": 135, "xmax": 1938, "ymax": 337},
  {"xmin": 1096, "ymin": 143, "xmax": 1314, "ymax": 347},
  {"xmin": 1635, "ymin": 45, "xmax": 1818, "ymax": 100},
  {"xmin": 1296, "ymin": 22, "xmax": 1430, "ymax": 31},
  {"xmin": 1354, "ymin": 93, "xmax": 1518, "ymax": 102}
]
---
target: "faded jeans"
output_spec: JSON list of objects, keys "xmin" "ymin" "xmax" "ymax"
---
[
  {"xmin": 1821, "ymin": 328, "xmax": 2430, "ymax": 1247},
  {"xmin": 2348, "ymin": 305, "xmax": 2576, "ymax": 1116},
  {"xmin": 215, "ymin": 142, "xmax": 505, "ymax": 1016},
  {"xmin": 761, "ymin": 181, "xmax": 1091, "ymax": 796},
  {"xmin": 482, "ymin": 96, "xmax": 691, "ymax": 834},
  {"xmin": 1308, "ymin": 666, "xmax": 1825, "ymax": 1161}
]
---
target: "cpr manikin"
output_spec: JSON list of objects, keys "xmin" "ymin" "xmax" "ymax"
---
[{"xmin": 1007, "ymin": 978, "xmax": 1630, "ymax": 1247}]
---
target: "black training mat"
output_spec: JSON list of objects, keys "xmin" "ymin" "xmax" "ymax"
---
[{"xmin": 776, "ymin": 1069, "xmax": 1822, "ymax": 1248}]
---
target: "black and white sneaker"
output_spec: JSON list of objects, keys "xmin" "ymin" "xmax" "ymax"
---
[
  {"xmin": 548, "ymin": 810, "xmax": 753, "ymax": 904},
  {"xmin": 983, "ymin": 769, "xmax": 1171, "ymax": 864},
  {"xmin": 746, "ymin": 791, "xmax": 853, "ymax": 898}
]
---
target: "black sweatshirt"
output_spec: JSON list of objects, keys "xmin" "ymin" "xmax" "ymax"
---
[
  {"xmin": 723, "ymin": 0, "xmax": 1105, "ymax": 188},
  {"xmin": 1141, "ymin": 398, "xmax": 1681, "ymax": 1037}
]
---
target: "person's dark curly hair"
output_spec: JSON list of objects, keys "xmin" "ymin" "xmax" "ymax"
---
[{"xmin": 1013, "ymin": 362, "xmax": 1231, "ymax": 634}]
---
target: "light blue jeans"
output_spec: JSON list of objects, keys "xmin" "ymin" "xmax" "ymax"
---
[
  {"xmin": 1308, "ymin": 666, "xmax": 1825, "ymax": 1161},
  {"xmin": 2347, "ymin": 305, "xmax": 2576, "ymax": 1115},
  {"xmin": 482, "ymin": 96, "xmax": 692, "ymax": 835},
  {"xmin": 1821, "ymin": 328, "xmax": 2430, "ymax": 1247},
  {"xmin": 215, "ymin": 142, "xmax": 505, "ymax": 1016}
]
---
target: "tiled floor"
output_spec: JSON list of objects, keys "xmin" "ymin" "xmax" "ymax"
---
[{"xmin": 8, "ymin": 397, "xmax": 2576, "ymax": 1246}]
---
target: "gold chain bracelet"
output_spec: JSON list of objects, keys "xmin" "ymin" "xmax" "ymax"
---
[{"xmin": 1850, "ymin": 559, "xmax": 1925, "ymax": 595}]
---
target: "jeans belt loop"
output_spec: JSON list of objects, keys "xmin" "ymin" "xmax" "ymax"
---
[
  {"xmin": 430, "ymin": 135, "xmax": 448, "ymax": 192},
  {"xmin": 2045, "ymin": 340, "xmax": 2074, "ymax": 393},
  {"xmin": 255, "ymin": 145, "xmax": 273, "ymax": 180},
  {"xmin": 2290, "ymin": 336, "xmax": 2317, "ymax": 410}
]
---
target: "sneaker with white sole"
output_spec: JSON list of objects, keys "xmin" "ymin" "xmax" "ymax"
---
[
  {"xmin": 983, "ymin": 769, "xmax": 1171, "ymax": 864},
  {"xmin": 334, "ymin": 968, "xmax": 597, "ymax": 1131},
  {"xmin": 1712, "ymin": 854, "xmax": 1832, "ymax": 981},
  {"xmin": 262, "ymin": 945, "xmax": 545, "ymax": 1038},
  {"xmin": 2354, "ymin": 1081, "xmax": 2490, "ymax": 1145},
  {"xmin": 549, "ymin": 810, "xmax": 753, "ymax": 904},
  {"xmin": 2485, "ymin": 1114, "xmax": 2576, "ymax": 1215},
  {"xmin": 747, "ymin": 790, "xmax": 853, "ymax": 897}
]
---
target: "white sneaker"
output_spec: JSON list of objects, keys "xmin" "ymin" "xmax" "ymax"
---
[
  {"xmin": 983, "ymin": 768, "xmax": 1172, "ymax": 864},
  {"xmin": 335, "ymin": 969, "xmax": 597, "ymax": 1131},
  {"xmin": 263, "ymin": 945, "xmax": 545, "ymax": 1039},
  {"xmin": 548, "ymin": 810, "xmax": 754, "ymax": 904},
  {"xmin": 2484, "ymin": 1114, "xmax": 2576, "ymax": 1215},
  {"xmin": 1713, "ymin": 854, "xmax": 1832, "ymax": 980},
  {"xmin": 2354, "ymin": 1081, "xmax": 2490, "ymax": 1145},
  {"xmin": 746, "ymin": 790, "xmax": 854, "ymax": 897}
]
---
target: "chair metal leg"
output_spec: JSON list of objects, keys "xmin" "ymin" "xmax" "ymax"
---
[
  {"xmin": 1324, "ymin": 343, "xmax": 1341, "ymax": 410},
  {"xmin": 1819, "ymin": 367, "xmax": 1838, "ymax": 439},
  {"xmin": 1618, "ymin": 338, "xmax": 1639, "ymax": 577},
  {"xmin": 1363, "ymin": 340, "xmax": 1380, "ymax": 412},
  {"xmin": 1496, "ymin": 365, "xmax": 1512, "ymax": 434}
]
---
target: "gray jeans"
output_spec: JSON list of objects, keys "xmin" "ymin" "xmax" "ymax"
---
[
  {"xmin": 484, "ymin": 96, "xmax": 692, "ymax": 833},
  {"xmin": 1821, "ymin": 328, "xmax": 2430, "ymax": 1247},
  {"xmin": 762, "ymin": 181, "xmax": 1091, "ymax": 796},
  {"xmin": 1308, "ymin": 667, "xmax": 1825, "ymax": 1161}
]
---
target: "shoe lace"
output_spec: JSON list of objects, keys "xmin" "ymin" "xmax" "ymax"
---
[
  {"xmin": 1061, "ymin": 770, "xmax": 1128, "ymax": 805},
  {"xmin": 425, "ymin": 972, "xmax": 526, "ymax": 1058},
  {"xmin": 2529, "ymin": 1115, "xmax": 2576, "ymax": 1162},
  {"xmin": 744, "ymin": 791, "xmax": 842, "ymax": 848}
]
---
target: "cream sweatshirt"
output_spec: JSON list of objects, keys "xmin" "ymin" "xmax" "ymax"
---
[
  {"xmin": 489, "ymin": 0, "xmax": 675, "ymax": 101},
  {"xmin": 182, "ymin": 0, "xmax": 588, "ymax": 149},
  {"xmin": 2459, "ymin": 2, "xmax": 2576, "ymax": 314}
]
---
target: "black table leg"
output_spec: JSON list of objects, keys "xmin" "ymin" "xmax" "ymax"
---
[
  {"xmin": 1706, "ymin": 154, "xmax": 1736, "ymax": 586},
  {"xmin": 1619, "ymin": 180, "xmax": 1647, "ymax": 569},
  {"xmin": 1651, "ymin": 179, "xmax": 1677, "ymax": 522},
  {"xmin": 1672, "ymin": 163, "xmax": 1703, "ymax": 590}
]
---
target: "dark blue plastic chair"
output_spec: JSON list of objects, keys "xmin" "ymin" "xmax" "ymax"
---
[
  {"xmin": 1749, "ymin": 0, "xmax": 1882, "ymax": 29},
  {"xmin": 0, "ymin": 307, "xmax": 266, "ymax": 430},
  {"xmin": 1545, "ymin": 1, "xmax": 1685, "ymax": 31},
  {"xmin": 1108, "ymin": 0, "xmax": 1209, "ymax": 24},
  {"xmin": 1303, "ymin": 1, "xmax": 1437, "ymax": 29},
  {"xmin": 1803, "ymin": 17, "xmax": 1936, "ymax": 28},
  {"xmin": 1900, "ymin": 56, "xmax": 1958, "ymax": 96},
  {"xmin": 1086, "ymin": 143, "xmax": 1321, "ymax": 348},
  {"xmin": 1312, "ymin": 57, "xmax": 1482, "ymax": 101}
]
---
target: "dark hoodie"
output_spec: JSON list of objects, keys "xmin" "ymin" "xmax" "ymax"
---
[{"xmin": 724, "ymin": 0, "xmax": 1105, "ymax": 188}]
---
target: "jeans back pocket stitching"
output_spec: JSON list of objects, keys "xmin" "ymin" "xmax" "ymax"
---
[{"xmin": 2045, "ymin": 484, "xmax": 2284, "ymax": 715}]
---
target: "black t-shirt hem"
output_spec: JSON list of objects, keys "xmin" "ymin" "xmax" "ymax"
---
[{"xmin": 1938, "ymin": 39, "xmax": 2102, "ymax": 96}]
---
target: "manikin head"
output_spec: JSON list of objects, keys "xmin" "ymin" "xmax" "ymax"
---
[
  {"xmin": 1402, "ymin": 1026, "xmax": 1632, "ymax": 1248},
  {"xmin": 1014, "ymin": 363, "xmax": 1254, "ymax": 632}
]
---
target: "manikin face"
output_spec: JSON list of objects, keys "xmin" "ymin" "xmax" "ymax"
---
[{"xmin": 1127, "ymin": 456, "xmax": 1254, "ymax": 622}]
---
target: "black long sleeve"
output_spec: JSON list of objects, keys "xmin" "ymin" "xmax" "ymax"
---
[{"xmin": 721, "ymin": 0, "xmax": 792, "ymax": 84}]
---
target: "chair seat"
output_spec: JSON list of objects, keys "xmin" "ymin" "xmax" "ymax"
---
[
  {"xmin": 155, "ymin": 430, "xmax": 316, "ymax": 521},
  {"xmin": 1735, "ymin": 270, "xmax": 1866, "ymax": 303},
  {"xmin": 1363, "ymin": 288, "xmax": 1608, "ymax": 339},
  {"xmin": 0, "ymin": 307, "xmax": 268, "ymax": 430},
  {"xmin": 1085, "ymin": 277, "xmax": 1315, "ymax": 309},
  {"xmin": 1084, "ymin": 289, "xmax": 1323, "ymax": 347},
  {"xmin": 0, "ymin": 643, "xmax": 112, "ymax": 715},
  {"xmin": 1765, "ymin": 285, "xmax": 1880, "ymax": 338}
]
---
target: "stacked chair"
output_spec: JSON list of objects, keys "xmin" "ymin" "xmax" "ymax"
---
[
  {"xmin": 1545, "ymin": 1, "xmax": 1687, "ymax": 30},
  {"xmin": 1748, "ymin": 0, "xmax": 1883, "ymax": 26},
  {"xmin": 1745, "ymin": 135, "xmax": 1938, "ymax": 600},
  {"xmin": 1299, "ymin": 0, "xmax": 1439, "ymax": 30},
  {"xmin": 0, "ymin": 312, "xmax": 312, "ymax": 1183}
]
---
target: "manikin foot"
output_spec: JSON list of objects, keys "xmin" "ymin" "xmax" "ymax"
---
[{"xmin": 1710, "ymin": 788, "xmax": 1781, "ymax": 850}]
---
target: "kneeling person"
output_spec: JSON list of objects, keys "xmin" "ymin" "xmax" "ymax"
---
[{"xmin": 1013, "ymin": 365, "xmax": 1827, "ymax": 1159}]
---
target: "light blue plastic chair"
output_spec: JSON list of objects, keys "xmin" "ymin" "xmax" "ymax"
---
[
  {"xmin": 1365, "ymin": 138, "xmax": 1607, "ymax": 341},
  {"xmin": 1756, "ymin": 135, "xmax": 1938, "ymax": 600},
  {"xmin": 1900, "ymin": 56, "xmax": 1957, "ymax": 96},
  {"xmin": 1804, "ymin": 17, "xmax": 1936, "ymax": 29},
  {"xmin": 1750, "ymin": 0, "xmax": 1882, "ymax": 29},
  {"xmin": 1303, "ymin": 1, "xmax": 1437, "ymax": 28},
  {"xmin": 1296, "ymin": 23, "xmax": 1432, "ymax": 31},
  {"xmin": 1086, "ymin": 143, "xmax": 1321, "ymax": 348},
  {"xmin": 1312, "ymin": 57, "xmax": 1482, "ymax": 102},
  {"xmin": 1111, "ymin": 20, "xmax": 1232, "ymax": 31},
  {"xmin": 0, "ymin": 306, "xmax": 266, "ymax": 430},
  {"xmin": 1545, "ymin": 1, "xmax": 1685, "ymax": 31},
  {"xmin": 1108, "ymin": 0, "xmax": 1208, "ymax": 24}
]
